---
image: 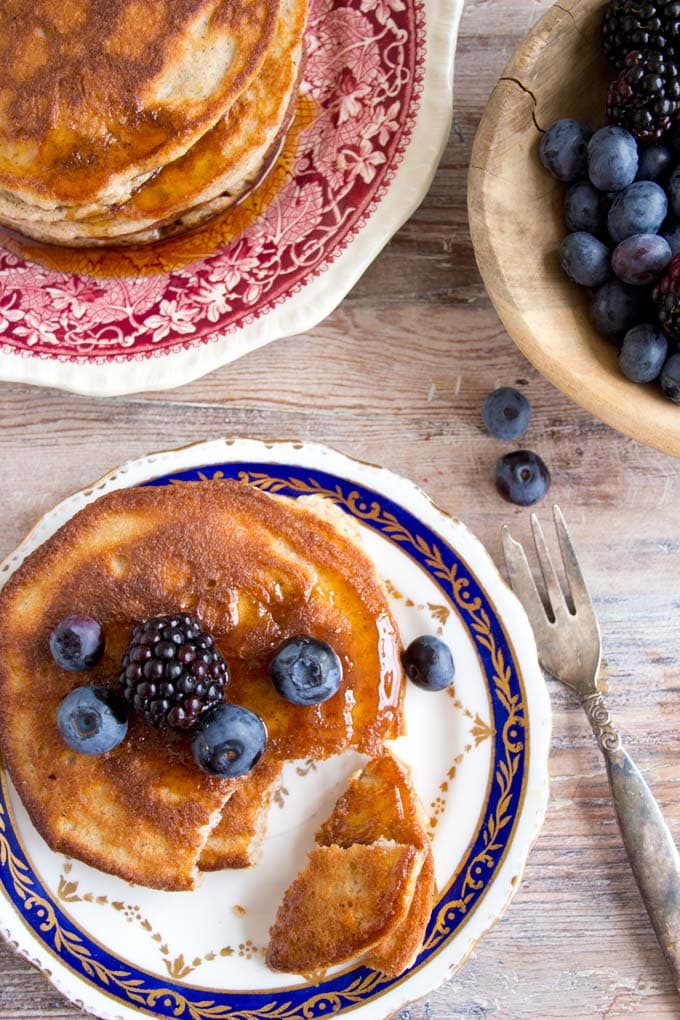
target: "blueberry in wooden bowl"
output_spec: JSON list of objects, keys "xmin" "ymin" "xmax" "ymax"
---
[{"xmin": 467, "ymin": 0, "xmax": 680, "ymax": 457}]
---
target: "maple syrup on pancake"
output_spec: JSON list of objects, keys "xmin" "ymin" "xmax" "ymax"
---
[
  {"xmin": 224, "ymin": 611, "xmax": 404, "ymax": 760},
  {"xmin": 0, "ymin": 95, "xmax": 317, "ymax": 279}
]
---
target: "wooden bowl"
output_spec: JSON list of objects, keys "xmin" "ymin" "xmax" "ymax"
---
[{"xmin": 467, "ymin": 0, "xmax": 680, "ymax": 457}]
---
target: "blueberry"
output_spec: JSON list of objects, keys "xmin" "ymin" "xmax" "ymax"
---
[
  {"xmin": 539, "ymin": 118, "xmax": 592, "ymax": 182},
  {"xmin": 559, "ymin": 232, "xmax": 610, "ymax": 287},
  {"xmin": 402, "ymin": 636, "xmax": 455, "ymax": 692},
  {"xmin": 607, "ymin": 181, "xmax": 668, "ymax": 243},
  {"xmin": 661, "ymin": 352, "xmax": 680, "ymax": 402},
  {"xmin": 612, "ymin": 234, "xmax": 672, "ymax": 285},
  {"xmin": 49, "ymin": 615, "xmax": 104, "ymax": 672},
  {"xmin": 589, "ymin": 279, "xmax": 640, "ymax": 340},
  {"xmin": 618, "ymin": 324, "xmax": 668, "ymax": 383},
  {"xmin": 564, "ymin": 181, "xmax": 606, "ymax": 235},
  {"xmin": 494, "ymin": 451, "xmax": 551, "ymax": 507},
  {"xmin": 662, "ymin": 217, "xmax": 680, "ymax": 255},
  {"xmin": 482, "ymin": 387, "xmax": 531, "ymax": 440},
  {"xmin": 191, "ymin": 704, "xmax": 267, "ymax": 778},
  {"xmin": 667, "ymin": 165, "xmax": 680, "ymax": 218},
  {"xmin": 269, "ymin": 635, "xmax": 342, "ymax": 706},
  {"xmin": 635, "ymin": 144, "xmax": 672, "ymax": 183},
  {"xmin": 57, "ymin": 685, "xmax": 128, "ymax": 755},
  {"xmin": 588, "ymin": 126, "xmax": 638, "ymax": 192}
]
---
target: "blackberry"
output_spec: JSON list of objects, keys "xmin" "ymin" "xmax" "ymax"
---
[
  {"xmin": 120, "ymin": 614, "xmax": 228, "ymax": 730},
  {"xmin": 654, "ymin": 251, "xmax": 680, "ymax": 339},
  {"xmin": 602, "ymin": 0, "xmax": 680, "ymax": 70},
  {"xmin": 606, "ymin": 49, "xmax": 680, "ymax": 141}
]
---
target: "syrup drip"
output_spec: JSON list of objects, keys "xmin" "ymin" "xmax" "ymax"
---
[{"xmin": 0, "ymin": 95, "xmax": 318, "ymax": 279}]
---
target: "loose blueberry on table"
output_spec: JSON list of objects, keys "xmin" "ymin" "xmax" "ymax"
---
[
  {"xmin": 537, "ymin": 0, "xmax": 680, "ymax": 401},
  {"xmin": 482, "ymin": 386, "xmax": 531, "ymax": 440},
  {"xmin": 494, "ymin": 451, "xmax": 551, "ymax": 507}
]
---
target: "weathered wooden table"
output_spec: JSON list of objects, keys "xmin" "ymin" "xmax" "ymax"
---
[{"xmin": 1, "ymin": 1, "xmax": 679, "ymax": 1017}]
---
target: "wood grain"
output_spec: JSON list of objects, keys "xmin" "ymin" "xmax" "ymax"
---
[
  {"xmin": 467, "ymin": 0, "xmax": 680, "ymax": 458},
  {"xmin": 3, "ymin": 1, "xmax": 680, "ymax": 1017}
]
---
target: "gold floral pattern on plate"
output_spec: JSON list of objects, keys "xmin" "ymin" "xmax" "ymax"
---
[{"xmin": 56, "ymin": 863, "xmax": 261, "ymax": 980}]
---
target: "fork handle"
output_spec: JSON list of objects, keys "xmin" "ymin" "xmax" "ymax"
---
[{"xmin": 604, "ymin": 742, "xmax": 680, "ymax": 991}]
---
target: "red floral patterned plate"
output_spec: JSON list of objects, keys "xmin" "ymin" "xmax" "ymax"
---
[{"xmin": 0, "ymin": 0, "xmax": 462, "ymax": 396}]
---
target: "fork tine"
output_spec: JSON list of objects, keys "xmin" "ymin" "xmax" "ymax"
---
[
  {"xmin": 530, "ymin": 513, "xmax": 568, "ymax": 620},
  {"xmin": 501, "ymin": 526, "xmax": 552, "ymax": 635},
  {"xmin": 552, "ymin": 505, "xmax": 595, "ymax": 614}
]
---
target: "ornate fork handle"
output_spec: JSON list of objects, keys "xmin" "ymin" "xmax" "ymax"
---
[
  {"xmin": 580, "ymin": 691, "xmax": 621, "ymax": 754},
  {"xmin": 581, "ymin": 686, "xmax": 680, "ymax": 991}
]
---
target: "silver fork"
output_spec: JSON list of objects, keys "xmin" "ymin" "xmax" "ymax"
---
[{"xmin": 502, "ymin": 507, "xmax": 680, "ymax": 991}]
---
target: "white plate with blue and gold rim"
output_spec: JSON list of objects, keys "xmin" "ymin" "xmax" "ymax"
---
[{"xmin": 0, "ymin": 438, "xmax": 550, "ymax": 1019}]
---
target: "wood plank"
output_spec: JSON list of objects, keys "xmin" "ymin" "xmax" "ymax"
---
[{"xmin": 4, "ymin": 0, "xmax": 680, "ymax": 1018}]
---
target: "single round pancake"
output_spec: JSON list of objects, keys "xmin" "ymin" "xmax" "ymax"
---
[
  {"xmin": 0, "ymin": 0, "xmax": 281, "ymax": 214},
  {"xmin": 0, "ymin": 0, "xmax": 307, "ymax": 244},
  {"xmin": 0, "ymin": 480, "xmax": 404, "ymax": 888}
]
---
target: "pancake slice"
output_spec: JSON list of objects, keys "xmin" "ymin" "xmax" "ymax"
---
[
  {"xmin": 199, "ymin": 757, "xmax": 282, "ymax": 870},
  {"xmin": 315, "ymin": 751, "xmax": 431, "ymax": 849},
  {"xmin": 315, "ymin": 751, "xmax": 435, "ymax": 976},
  {"xmin": 0, "ymin": 480, "xmax": 404, "ymax": 889},
  {"xmin": 266, "ymin": 842, "xmax": 426, "ymax": 976}
]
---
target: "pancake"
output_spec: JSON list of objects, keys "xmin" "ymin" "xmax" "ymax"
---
[
  {"xmin": 0, "ymin": 0, "xmax": 281, "ymax": 215},
  {"xmin": 0, "ymin": 479, "xmax": 404, "ymax": 889},
  {"xmin": 315, "ymin": 751, "xmax": 431, "ymax": 849},
  {"xmin": 315, "ymin": 751, "xmax": 435, "ymax": 976},
  {"xmin": 199, "ymin": 756, "xmax": 282, "ymax": 870},
  {"xmin": 266, "ymin": 841, "xmax": 426, "ymax": 976},
  {"xmin": 0, "ymin": 0, "xmax": 307, "ymax": 245}
]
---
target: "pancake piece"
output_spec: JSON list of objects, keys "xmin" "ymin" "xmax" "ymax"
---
[
  {"xmin": 199, "ymin": 756, "xmax": 282, "ymax": 870},
  {"xmin": 315, "ymin": 751, "xmax": 435, "ymax": 976},
  {"xmin": 0, "ymin": 480, "xmax": 403, "ymax": 888},
  {"xmin": 0, "ymin": 0, "xmax": 307, "ymax": 245},
  {"xmin": 315, "ymin": 751, "xmax": 431, "ymax": 849},
  {"xmin": 266, "ymin": 842, "xmax": 426, "ymax": 976},
  {"xmin": 367, "ymin": 851, "xmax": 435, "ymax": 976},
  {"xmin": 0, "ymin": 0, "xmax": 282, "ymax": 213}
]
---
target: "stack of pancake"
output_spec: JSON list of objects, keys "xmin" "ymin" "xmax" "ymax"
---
[{"xmin": 0, "ymin": 0, "xmax": 307, "ymax": 247}]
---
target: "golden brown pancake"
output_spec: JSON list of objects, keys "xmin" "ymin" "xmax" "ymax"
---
[
  {"xmin": 0, "ymin": 0, "xmax": 307, "ymax": 245},
  {"xmin": 0, "ymin": 480, "xmax": 404, "ymax": 889},
  {"xmin": 0, "ymin": 0, "xmax": 281, "ymax": 213},
  {"xmin": 367, "ymin": 852, "xmax": 435, "ymax": 976},
  {"xmin": 199, "ymin": 756, "xmax": 282, "ymax": 870},
  {"xmin": 316, "ymin": 751, "xmax": 430, "ymax": 848},
  {"xmin": 315, "ymin": 751, "xmax": 435, "ymax": 976},
  {"xmin": 266, "ymin": 842, "xmax": 426, "ymax": 976}
]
